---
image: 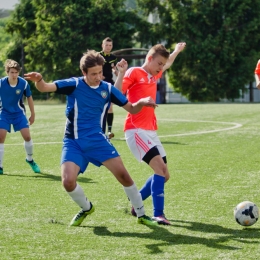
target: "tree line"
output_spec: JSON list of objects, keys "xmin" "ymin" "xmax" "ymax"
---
[{"xmin": 2, "ymin": 0, "xmax": 260, "ymax": 102}]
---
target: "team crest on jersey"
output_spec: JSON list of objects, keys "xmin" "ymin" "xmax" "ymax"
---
[
  {"xmin": 101, "ymin": 90, "xmax": 108, "ymax": 99},
  {"xmin": 16, "ymin": 89, "xmax": 21, "ymax": 95}
]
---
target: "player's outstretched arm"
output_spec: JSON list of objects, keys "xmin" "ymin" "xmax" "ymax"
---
[
  {"xmin": 163, "ymin": 42, "xmax": 186, "ymax": 72},
  {"xmin": 255, "ymin": 60, "xmax": 260, "ymax": 89},
  {"xmin": 123, "ymin": 96, "xmax": 157, "ymax": 114},
  {"xmin": 114, "ymin": 59, "xmax": 128, "ymax": 91},
  {"xmin": 26, "ymin": 96, "xmax": 35, "ymax": 125},
  {"xmin": 24, "ymin": 72, "xmax": 57, "ymax": 92}
]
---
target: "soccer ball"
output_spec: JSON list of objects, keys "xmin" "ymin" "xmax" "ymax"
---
[{"xmin": 234, "ymin": 201, "xmax": 259, "ymax": 226}]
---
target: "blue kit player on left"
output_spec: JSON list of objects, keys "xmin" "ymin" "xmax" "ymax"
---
[
  {"xmin": 24, "ymin": 50, "xmax": 159, "ymax": 227},
  {"xmin": 0, "ymin": 59, "xmax": 40, "ymax": 174}
]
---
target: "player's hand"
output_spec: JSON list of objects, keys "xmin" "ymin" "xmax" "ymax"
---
[
  {"xmin": 116, "ymin": 59, "xmax": 128, "ymax": 73},
  {"xmin": 24, "ymin": 72, "xmax": 43, "ymax": 82},
  {"xmin": 139, "ymin": 97, "xmax": 158, "ymax": 108},
  {"xmin": 174, "ymin": 42, "xmax": 186, "ymax": 53},
  {"xmin": 28, "ymin": 114, "xmax": 35, "ymax": 125}
]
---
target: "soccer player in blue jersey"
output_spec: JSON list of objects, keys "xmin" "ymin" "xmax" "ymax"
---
[
  {"xmin": 24, "ymin": 50, "xmax": 158, "ymax": 227},
  {"xmin": 0, "ymin": 59, "xmax": 40, "ymax": 174}
]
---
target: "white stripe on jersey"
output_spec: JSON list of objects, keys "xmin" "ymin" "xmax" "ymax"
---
[
  {"xmin": 17, "ymin": 100, "xmax": 25, "ymax": 115},
  {"xmin": 18, "ymin": 80, "xmax": 27, "ymax": 115},
  {"xmin": 100, "ymin": 83, "xmax": 112, "ymax": 128},
  {"xmin": 74, "ymin": 77, "xmax": 79, "ymax": 139},
  {"xmin": 74, "ymin": 99, "xmax": 78, "ymax": 139}
]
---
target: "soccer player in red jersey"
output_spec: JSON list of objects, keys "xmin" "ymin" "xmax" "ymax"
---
[
  {"xmin": 122, "ymin": 42, "xmax": 186, "ymax": 225},
  {"xmin": 255, "ymin": 59, "xmax": 260, "ymax": 89}
]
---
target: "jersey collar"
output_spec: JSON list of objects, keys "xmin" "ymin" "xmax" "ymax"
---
[{"xmin": 101, "ymin": 51, "xmax": 110, "ymax": 56}]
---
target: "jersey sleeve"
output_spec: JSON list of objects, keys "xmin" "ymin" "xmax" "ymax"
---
[
  {"xmin": 114, "ymin": 55, "xmax": 118, "ymax": 64},
  {"xmin": 112, "ymin": 54, "xmax": 117, "ymax": 64},
  {"xmin": 54, "ymin": 77, "xmax": 77, "ymax": 95},
  {"xmin": 255, "ymin": 61, "xmax": 260, "ymax": 75},
  {"xmin": 24, "ymin": 81, "xmax": 32, "ymax": 97},
  {"xmin": 111, "ymin": 85, "xmax": 128, "ymax": 107},
  {"xmin": 122, "ymin": 68, "xmax": 136, "ymax": 94}
]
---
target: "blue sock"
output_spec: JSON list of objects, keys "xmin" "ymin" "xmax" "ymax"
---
[
  {"xmin": 139, "ymin": 175, "xmax": 153, "ymax": 200},
  {"xmin": 151, "ymin": 174, "xmax": 165, "ymax": 217}
]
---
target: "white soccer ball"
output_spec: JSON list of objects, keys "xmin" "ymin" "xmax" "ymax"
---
[{"xmin": 234, "ymin": 201, "xmax": 259, "ymax": 226}]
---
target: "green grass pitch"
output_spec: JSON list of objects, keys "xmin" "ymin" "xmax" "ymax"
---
[{"xmin": 0, "ymin": 103, "xmax": 260, "ymax": 259}]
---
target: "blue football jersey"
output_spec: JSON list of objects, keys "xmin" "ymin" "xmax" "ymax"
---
[
  {"xmin": 54, "ymin": 77, "xmax": 128, "ymax": 139},
  {"xmin": 0, "ymin": 76, "xmax": 32, "ymax": 117}
]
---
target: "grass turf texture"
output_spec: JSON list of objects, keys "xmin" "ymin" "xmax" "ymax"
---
[{"xmin": 0, "ymin": 103, "xmax": 260, "ymax": 259}]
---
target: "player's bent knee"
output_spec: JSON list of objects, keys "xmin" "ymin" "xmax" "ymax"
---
[
  {"xmin": 62, "ymin": 177, "xmax": 76, "ymax": 192},
  {"xmin": 23, "ymin": 136, "xmax": 31, "ymax": 142},
  {"xmin": 154, "ymin": 162, "xmax": 167, "ymax": 176}
]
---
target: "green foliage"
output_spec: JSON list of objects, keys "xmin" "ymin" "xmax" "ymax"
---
[
  {"xmin": 138, "ymin": 0, "xmax": 260, "ymax": 102},
  {"xmin": 5, "ymin": 0, "xmax": 260, "ymax": 102},
  {"xmin": 0, "ymin": 17, "xmax": 12, "ymax": 77},
  {"xmin": 4, "ymin": 0, "xmax": 149, "ymax": 83}
]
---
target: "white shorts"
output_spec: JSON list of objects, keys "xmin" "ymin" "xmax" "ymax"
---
[{"xmin": 124, "ymin": 129, "xmax": 166, "ymax": 162}]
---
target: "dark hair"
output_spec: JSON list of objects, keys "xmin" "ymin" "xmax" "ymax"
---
[
  {"xmin": 4, "ymin": 59, "xmax": 21, "ymax": 73},
  {"xmin": 80, "ymin": 50, "xmax": 105, "ymax": 73},
  {"xmin": 102, "ymin": 37, "xmax": 113, "ymax": 44},
  {"xmin": 147, "ymin": 44, "xmax": 170, "ymax": 60}
]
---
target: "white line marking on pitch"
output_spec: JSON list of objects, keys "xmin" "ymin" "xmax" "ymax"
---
[
  {"xmin": 157, "ymin": 119, "xmax": 242, "ymax": 138},
  {"xmin": 5, "ymin": 119, "xmax": 243, "ymax": 145}
]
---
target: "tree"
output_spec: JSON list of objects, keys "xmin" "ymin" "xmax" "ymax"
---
[
  {"xmin": 0, "ymin": 16, "xmax": 12, "ymax": 77},
  {"xmin": 5, "ymin": 0, "xmax": 149, "ymax": 82},
  {"xmin": 137, "ymin": 0, "xmax": 260, "ymax": 102}
]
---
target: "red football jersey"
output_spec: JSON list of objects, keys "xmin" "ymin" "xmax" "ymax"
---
[{"xmin": 122, "ymin": 67, "xmax": 162, "ymax": 131}]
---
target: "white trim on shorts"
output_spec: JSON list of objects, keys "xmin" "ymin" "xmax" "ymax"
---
[{"xmin": 124, "ymin": 128, "xmax": 166, "ymax": 162}]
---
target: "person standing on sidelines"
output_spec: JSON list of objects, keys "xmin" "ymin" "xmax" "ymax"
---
[
  {"xmin": 255, "ymin": 59, "xmax": 260, "ymax": 89},
  {"xmin": 24, "ymin": 50, "xmax": 158, "ymax": 227},
  {"xmin": 121, "ymin": 42, "xmax": 186, "ymax": 225},
  {"xmin": 100, "ymin": 37, "xmax": 118, "ymax": 139},
  {"xmin": 0, "ymin": 59, "xmax": 40, "ymax": 175}
]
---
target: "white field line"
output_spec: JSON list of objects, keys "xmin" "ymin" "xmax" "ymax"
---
[
  {"xmin": 157, "ymin": 119, "xmax": 242, "ymax": 138},
  {"xmin": 5, "ymin": 141, "xmax": 63, "ymax": 146},
  {"xmin": 5, "ymin": 119, "xmax": 243, "ymax": 145}
]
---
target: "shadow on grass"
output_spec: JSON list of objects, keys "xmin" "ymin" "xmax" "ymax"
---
[
  {"xmin": 161, "ymin": 141, "xmax": 187, "ymax": 145},
  {"xmin": 5, "ymin": 172, "xmax": 95, "ymax": 184},
  {"xmin": 90, "ymin": 219, "xmax": 260, "ymax": 254},
  {"xmin": 111, "ymin": 138, "xmax": 185, "ymax": 145},
  {"xmin": 172, "ymin": 219, "xmax": 260, "ymax": 240}
]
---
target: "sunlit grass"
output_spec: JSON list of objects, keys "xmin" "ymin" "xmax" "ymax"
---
[{"xmin": 1, "ymin": 103, "xmax": 260, "ymax": 259}]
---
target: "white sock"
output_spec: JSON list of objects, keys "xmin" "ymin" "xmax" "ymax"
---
[
  {"xmin": 67, "ymin": 183, "xmax": 91, "ymax": 211},
  {"xmin": 0, "ymin": 143, "xmax": 4, "ymax": 168},
  {"xmin": 123, "ymin": 183, "xmax": 145, "ymax": 217},
  {"xmin": 24, "ymin": 140, "xmax": 33, "ymax": 161}
]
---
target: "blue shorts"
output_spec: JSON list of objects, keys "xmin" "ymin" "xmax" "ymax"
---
[
  {"xmin": 61, "ymin": 133, "xmax": 120, "ymax": 173},
  {"xmin": 0, "ymin": 113, "xmax": 29, "ymax": 132}
]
